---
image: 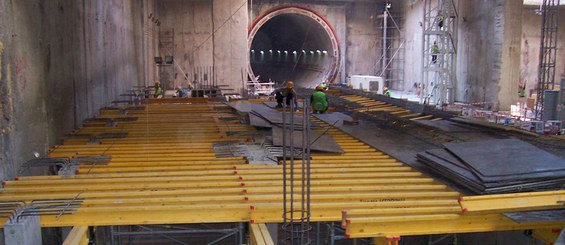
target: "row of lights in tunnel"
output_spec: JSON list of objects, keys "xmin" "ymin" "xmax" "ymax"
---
[{"xmin": 250, "ymin": 50, "xmax": 328, "ymax": 55}]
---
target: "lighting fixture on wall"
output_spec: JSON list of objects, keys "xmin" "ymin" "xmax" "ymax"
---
[{"xmin": 165, "ymin": 56, "xmax": 174, "ymax": 64}]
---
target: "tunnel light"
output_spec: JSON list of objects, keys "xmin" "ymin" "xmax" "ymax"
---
[
  {"xmin": 251, "ymin": 50, "xmax": 255, "ymax": 52},
  {"xmin": 316, "ymin": 50, "xmax": 321, "ymax": 53},
  {"xmin": 260, "ymin": 51, "xmax": 264, "ymax": 54},
  {"xmin": 269, "ymin": 50, "xmax": 273, "ymax": 53},
  {"xmin": 310, "ymin": 51, "xmax": 314, "ymax": 54},
  {"xmin": 284, "ymin": 51, "xmax": 288, "ymax": 54},
  {"xmin": 322, "ymin": 50, "xmax": 328, "ymax": 54},
  {"xmin": 277, "ymin": 50, "xmax": 281, "ymax": 53},
  {"xmin": 293, "ymin": 51, "xmax": 297, "ymax": 54},
  {"xmin": 302, "ymin": 50, "xmax": 306, "ymax": 53}
]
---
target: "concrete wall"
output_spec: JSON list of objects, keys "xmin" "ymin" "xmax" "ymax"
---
[
  {"xmin": 520, "ymin": 6, "xmax": 565, "ymax": 98},
  {"xmin": 403, "ymin": 0, "xmax": 523, "ymax": 109},
  {"xmin": 345, "ymin": 2, "xmax": 380, "ymax": 79},
  {"xmin": 403, "ymin": 2, "xmax": 424, "ymax": 92},
  {"xmin": 157, "ymin": 0, "xmax": 248, "ymax": 91},
  {"xmin": 156, "ymin": 1, "xmax": 381, "ymax": 90},
  {"xmin": 0, "ymin": 0, "xmax": 151, "ymax": 180}
]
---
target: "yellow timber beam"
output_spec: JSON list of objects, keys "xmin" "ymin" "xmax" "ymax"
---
[
  {"xmin": 459, "ymin": 190, "xmax": 565, "ymax": 213},
  {"xmin": 249, "ymin": 223, "xmax": 275, "ymax": 245},
  {"xmin": 344, "ymin": 213, "xmax": 565, "ymax": 238},
  {"xmin": 62, "ymin": 226, "xmax": 89, "ymax": 245}
]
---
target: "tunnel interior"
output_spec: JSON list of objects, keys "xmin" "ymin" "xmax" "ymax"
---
[{"xmin": 250, "ymin": 13, "xmax": 337, "ymax": 88}]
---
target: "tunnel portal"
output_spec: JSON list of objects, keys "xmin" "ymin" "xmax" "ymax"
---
[{"xmin": 248, "ymin": 5, "xmax": 340, "ymax": 88}]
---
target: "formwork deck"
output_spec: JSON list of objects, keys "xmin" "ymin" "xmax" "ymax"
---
[{"xmin": 3, "ymin": 100, "xmax": 565, "ymax": 241}]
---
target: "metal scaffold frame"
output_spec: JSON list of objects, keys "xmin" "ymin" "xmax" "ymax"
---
[
  {"xmin": 535, "ymin": 0, "xmax": 560, "ymax": 120},
  {"xmin": 421, "ymin": 0, "xmax": 459, "ymax": 107},
  {"xmin": 377, "ymin": 3, "xmax": 406, "ymax": 91}
]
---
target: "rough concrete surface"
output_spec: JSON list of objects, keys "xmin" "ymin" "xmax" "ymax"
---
[
  {"xmin": 0, "ymin": 0, "xmax": 152, "ymax": 180},
  {"xmin": 520, "ymin": 6, "xmax": 565, "ymax": 99}
]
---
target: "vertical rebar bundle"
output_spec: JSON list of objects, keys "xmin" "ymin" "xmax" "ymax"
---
[
  {"xmin": 281, "ymin": 99, "xmax": 312, "ymax": 245},
  {"xmin": 535, "ymin": 0, "xmax": 560, "ymax": 120}
]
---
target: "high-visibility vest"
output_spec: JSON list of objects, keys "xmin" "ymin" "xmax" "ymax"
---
[{"xmin": 311, "ymin": 91, "xmax": 328, "ymax": 111}]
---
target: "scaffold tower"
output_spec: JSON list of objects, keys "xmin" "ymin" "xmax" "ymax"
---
[{"xmin": 421, "ymin": 0, "xmax": 459, "ymax": 107}]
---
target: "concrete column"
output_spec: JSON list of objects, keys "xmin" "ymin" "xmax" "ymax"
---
[
  {"xmin": 498, "ymin": 0, "xmax": 523, "ymax": 110},
  {"xmin": 212, "ymin": 0, "xmax": 248, "ymax": 91},
  {"xmin": 4, "ymin": 216, "xmax": 42, "ymax": 245}
]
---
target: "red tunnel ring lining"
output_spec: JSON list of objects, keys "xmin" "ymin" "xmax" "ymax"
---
[{"xmin": 248, "ymin": 4, "xmax": 341, "ymax": 84}]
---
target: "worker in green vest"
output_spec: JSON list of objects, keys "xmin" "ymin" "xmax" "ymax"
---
[
  {"xmin": 431, "ymin": 41, "xmax": 439, "ymax": 64},
  {"xmin": 518, "ymin": 84, "xmax": 526, "ymax": 97},
  {"xmin": 154, "ymin": 81, "xmax": 163, "ymax": 98},
  {"xmin": 310, "ymin": 86, "xmax": 329, "ymax": 114},
  {"xmin": 383, "ymin": 87, "xmax": 392, "ymax": 97}
]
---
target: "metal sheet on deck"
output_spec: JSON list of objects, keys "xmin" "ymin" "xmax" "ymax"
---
[
  {"xmin": 225, "ymin": 102, "xmax": 255, "ymax": 113},
  {"xmin": 415, "ymin": 120, "xmax": 473, "ymax": 132},
  {"xmin": 272, "ymin": 127, "xmax": 344, "ymax": 153},
  {"xmin": 444, "ymin": 139, "xmax": 565, "ymax": 177},
  {"xmin": 504, "ymin": 209, "xmax": 565, "ymax": 223},
  {"xmin": 249, "ymin": 114, "xmax": 273, "ymax": 128},
  {"xmin": 263, "ymin": 101, "xmax": 304, "ymax": 109}
]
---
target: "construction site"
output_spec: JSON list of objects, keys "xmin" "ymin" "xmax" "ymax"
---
[{"xmin": 1, "ymin": 0, "xmax": 565, "ymax": 244}]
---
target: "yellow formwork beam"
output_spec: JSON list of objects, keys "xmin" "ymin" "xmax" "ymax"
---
[
  {"xmin": 344, "ymin": 213, "xmax": 565, "ymax": 238},
  {"xmin": 62, "ymin": 226, "xmax": 89, "ymax": 245},
  {"xmin": 250, "ymin": 224, "xmax": 275, "ymax": 245},
  {"xmin": 532, "ymin": 228, "xmax": 562, "ymax": 244},
  {"xmin": 373, "ymin": 237, "xmax": 400, "ymax": 245},
  {"xmin": 459, "ymin": 190, "xmax": 565, "ymax": 213}
]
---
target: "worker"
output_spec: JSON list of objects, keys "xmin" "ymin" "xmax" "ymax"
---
[
  {"xmin": 310, "ymin": 86, "xmax": 329, "ymax": 114},
  {"xmin": 431, "ymin": 41, "xmax": 439, "ymax": 64},
  {"xmin": 383, "ymin": 87, "xmax": 391, "ymax": 97},
  {"xmin": 437, "ymin": 12, "xmax": 444, "ymax": 29},
  {"xmin": 154, "ymin": 81, "xmax": 163, "ymax": 98},
  {"xmin": 176, "ymin": 86, "xmax": 188, "ymax": 98},
  {"xmin": 274, "ymin": 81, "xmax": 299, "ymax": 110},
  {"xmin": 320, "ymin": 80, "xmax": 328, "ymax": 90},
  {"xmin": 518, "ymin": 84, "xmax": 526, "ymax": 97}
]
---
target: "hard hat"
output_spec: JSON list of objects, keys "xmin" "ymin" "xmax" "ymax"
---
[
  {"xmin": 286, "ymin": 81, "xmax": 294, "ymax": 89},
  {"xmin": 384, "ymin": 87, "xmax": 388, "ymax": 90},
  {"xmin": 315, "ymin": 86, "xmax": 324, "ymax": 91},
  {"xmin": 155, "ymin": 81, "xmax": 161, "ymax": 85}
]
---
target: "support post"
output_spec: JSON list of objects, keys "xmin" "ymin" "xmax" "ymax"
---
[{"xmin": 4, "ymin": 216, "xmax": 42, "ymax": 245}]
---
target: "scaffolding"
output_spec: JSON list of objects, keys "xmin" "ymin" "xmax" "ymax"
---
[
  {"xmin": 158, "ymin": 28, "xmax": 176, "ymax": 90},
  {"xmin": 377, "ymin": 5, "xmax": 405, "ymax": 91},
  {"xmin": 421, "ymin": 0, "xmax": 459, "ymax": 107},
  {"xmin": 535, "ymin": 0, "xmax": 560, "ymax": 120}
]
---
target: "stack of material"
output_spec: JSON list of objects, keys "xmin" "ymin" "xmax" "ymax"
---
[
  {"xmin": 417, "ymin": 138, "xmax": 565, "ymax": 194},
  {"xmin": 271, "ymin": 127, "xmax": 344, "ymax": 154},
  {"xmin": 248, "ymin": 104, "xmax": 318, "ymax": 129}
]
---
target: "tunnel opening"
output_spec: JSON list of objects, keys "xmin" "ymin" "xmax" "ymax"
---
[{"xmin": 248, "ymin": 6, "xmax": 340, "ymax": 88}]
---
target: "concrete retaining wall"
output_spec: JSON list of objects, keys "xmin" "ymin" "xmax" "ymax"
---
[{"xmin": 0, "ymin": 0, "xmax": 151, "ymax": 180}]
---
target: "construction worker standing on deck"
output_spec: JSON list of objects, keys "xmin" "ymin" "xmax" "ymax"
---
[
  {"xmin": 154, "ymin": 81, "xmax": 163, "ymax": 98},
  {"xmin": 383, "ymin": 87, "xmax": 391, "ymax": 97},
  {"xmin": 311, "ymin": 86, "xmax": 329, "ymax": 114}
]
